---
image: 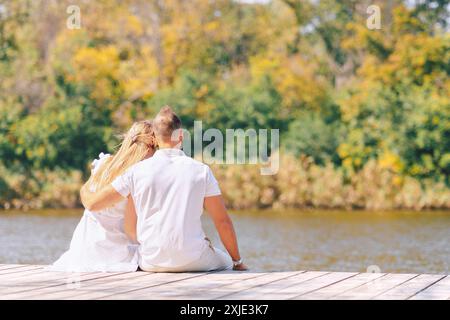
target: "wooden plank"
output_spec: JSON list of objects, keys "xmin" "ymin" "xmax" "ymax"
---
[
  {"xmin": 0, "ymin": 271, "xmax": 107, "ymax": 296},
  {"xmin": 331, "ymin": 273, "xmax": 419, "ymax": 300},
  {"xmin": 213, "ymin": 271, "xmax": 303, "ymax": 300},
  {"xmin": 133, "ymin": 271, "xmax": 302, "ymax": 300},
  {"xmin": 95, "ymin": 272, "xmax": 214, "ymax": 300},
  {"xmin": 0, "ymin": 264, "xmax": 447, "ymax": 300},
  {"xmin": 374, "ymin": 274, "xmax": 446, "ymax": 300},
  {"xmin": 98, "ymin": 271, "xmax": 261, "ymax": 300},
  {"xmin": 32, "ymin": 271, "xmax": 155, "ymax": 300},
  {"xmin": 63, "ymin": 272, "xmax": 163, "ymax": 300},
  {"xmin": 0, "ymin": 266, "xmax": 47, "ymax": 286},
  {"xmin": 1, "ymin": 271, "xmax": 129, "ymax": 299},
  {"xmin": 409, "ymin": 276, "xmax": 450, "ymax": 300},
  {"xmin": 0, "ymin": 270, "xmax": 107, "ymax": 296},
  {"xmin": 0, "ymin": 267, "xmax": 60, "ymax": 282},
  {"xmin": 0, "ymin": 267, "xmax": 89, "ymax": 293},
  {"xmin": 216, "ymin": 271, "xmax": 325, "ymax": 300},
  {"xmin": 0, "ymin": 265, "xmax": 30, "ymax": 272},
  {"xmin": 0, "ymin": 265, "xmax": 43, "ymax": 276},
  {"xmin": 261, "ymin": 272, "xmax": 358, "ymax": 300},
  {"xmin": 123, "ymin": 272, "xmax": 271, "ymax": 300},
  {"xmin": 298, "ymin": 273, "xmax": 386, "ymax": 300},
  {"xmin": 207, "ymin": 271, "xmax": 303, "ymax": 300}
]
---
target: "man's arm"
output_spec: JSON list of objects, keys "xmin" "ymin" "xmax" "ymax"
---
[
  {"xmin": 204, "ymin": 195, "xmax": 248, "ymax": 271},
  {"xmin": 124, "ymin": 196, "xmax": 138, "ymax": 243},
  {"xmin": 80, "ymin": 182, "xmax": 125, "ymax": 212}
]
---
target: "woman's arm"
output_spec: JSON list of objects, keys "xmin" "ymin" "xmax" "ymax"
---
[
  {"xmin": 124, "ymin": 196, "xmax": 138, "ymax": 243},
  {"xmin": 80, "ymin": 153, "xmax": 124, "ymax": 212},
  {"xmin": 80, "ymin": 183, "xmax": 125, "ymax": 212}
]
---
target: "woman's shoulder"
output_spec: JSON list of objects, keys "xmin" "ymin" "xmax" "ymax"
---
[{"xmin": 91, "ymin": 152, "xmax": 112, "ymax": 174}]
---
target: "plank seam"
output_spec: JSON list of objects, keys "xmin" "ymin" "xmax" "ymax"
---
[
  {"xmin": 217, "ymin": 271, "xmax": 330, "ymax": 300},
  {"xmin": 289, "ymin": 273, "xmax": 360, "ymax": 300},
  {"xmin": 325, "ymin": 273, "xmax": 389, "ymax": 299},
  {"xmin": 1, "ymin": 268, "xmax": 67, "ymax": 280},
  {"xmin": 53, "ymin": 272, "xmax": 164, "ymax": 299},
  {"xmin": 303, "ymin": 273, "xmax": 386, "ymax": 299},
  {"xmin": 0, "ymin": 265, "xmax": 30, "ymax": 272},
  {"xmin": 0, "ymin": 266, "xmax": 45, "ymax": 276},
  {"xmin": 1, "ymin": 271, "xmax": 145, "ymax": 296},
  {"xmin": 367, "ymin": 274, "xmax": 421, "ymax": 300},
  {"xmin": 138, "ymin": 272, "xmax": 271, "ymax": 300},
  {"xmin": 405, "ymin": 275, "xmax": 448, "ymax": 300},
  {"xmin": 1, "ymin": 272, "xmax": 132, "ymax": 298},
  {"xmin": 212, "ymin": 271, "xmax": 307, "ymax": 300},
  {"xmin": 94, "ymin": 272, "xmax": 216, "ymax": 300}
]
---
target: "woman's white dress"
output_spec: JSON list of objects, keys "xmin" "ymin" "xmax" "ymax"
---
[{"xmin": 49, "ymin": 153, "xmax": 139, "ymax": 272}]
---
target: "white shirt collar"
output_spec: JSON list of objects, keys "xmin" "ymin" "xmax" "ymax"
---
[{"xmin": 154, "ymin": 148, "xmax": 185, "ymax": 157}]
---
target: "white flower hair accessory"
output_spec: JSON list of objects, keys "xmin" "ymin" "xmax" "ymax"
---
[{"xmin": 91, "ymin": 152, "xmax": 109, "ymax": 171}]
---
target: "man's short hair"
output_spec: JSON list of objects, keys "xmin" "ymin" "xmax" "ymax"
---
[{"xmin": 153, "ymin": 105, "xmax": 182, "ymax": 140}]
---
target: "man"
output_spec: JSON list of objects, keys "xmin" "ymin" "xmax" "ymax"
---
[{"xmin": 80, "ymin": 106, "xmax": 247, "ymax": 272}]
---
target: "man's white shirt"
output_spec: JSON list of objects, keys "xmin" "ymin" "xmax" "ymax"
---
[{"xmin": 111, "ymin": 148, "xmax": 221, "ymax": 269}]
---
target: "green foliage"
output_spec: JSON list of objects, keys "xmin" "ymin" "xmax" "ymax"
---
[
  {"xmin": 285, "ymin": 113, "xmax": 342, "ymax": 165},
  {"xmin": 0, "ymin": 100, "xmax": 25, "ymax": 165},
  {"xmin": 210, "ymin": 76, "xmax": 286, "ymax": 131},
  {"xmin": 0, "ymin": 0, "xmax": 449, "ymax": 209},
  {"xmin": 396, "ymin": 85, "xmax": 450, "ymax": 181},
  {"xmin": 147, "ymin": 71, "xmax": 287, "ymax": 132},
  {"xmin": 11, "ymin": 104, "xmax": 111, "ymax": 171}
]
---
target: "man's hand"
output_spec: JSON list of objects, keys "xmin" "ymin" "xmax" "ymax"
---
[{"xmin": 233, "ymin": 262, "xmax": 249, "ymax": 271}]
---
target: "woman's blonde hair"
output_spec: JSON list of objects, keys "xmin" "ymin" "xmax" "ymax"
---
[{"xmin": 89, "ymin": 120, "xmax": 157, "ymax": 189}]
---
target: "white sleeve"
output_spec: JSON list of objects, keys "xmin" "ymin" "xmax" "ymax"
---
[
  {"xmin": 205, "ymin": 166, "xmax": 221, "ymax": 197},
  {"xmin": 111, "ymin": 169, "xmax": 133, "ymax": 198}
]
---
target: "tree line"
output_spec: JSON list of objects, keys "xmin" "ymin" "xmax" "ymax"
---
[{"xmin": 0, "ymin": 0, "xmax": 448, "ymax": 209}]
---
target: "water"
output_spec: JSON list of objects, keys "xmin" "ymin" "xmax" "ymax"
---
[{"xmin": 0, "ymin": 209, "xmax": 449, "ymax": 274}]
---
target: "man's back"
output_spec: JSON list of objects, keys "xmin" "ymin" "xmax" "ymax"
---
[{"xmin": 112, "ymin": 148, "xmax": 221, "ymax": 268}]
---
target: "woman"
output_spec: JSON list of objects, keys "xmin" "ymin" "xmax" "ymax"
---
[{"xmin": 50, "ymin": 120, "xmax": 157, "ymax": 272}]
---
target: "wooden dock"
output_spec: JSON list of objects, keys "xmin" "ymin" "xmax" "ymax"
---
[{"xmin": 0, "ymin": 264, "xmax": 448, "ymax": 300}]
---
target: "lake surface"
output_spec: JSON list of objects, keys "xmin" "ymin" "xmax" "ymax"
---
[{"xmin": 0, "ymin": 209, "xmax": 449, "ymax": 274}]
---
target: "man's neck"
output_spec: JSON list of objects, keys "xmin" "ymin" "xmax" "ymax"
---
[{"xmin": 158, "ymin": 142, "xmax": 180, "ymax": 149}]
